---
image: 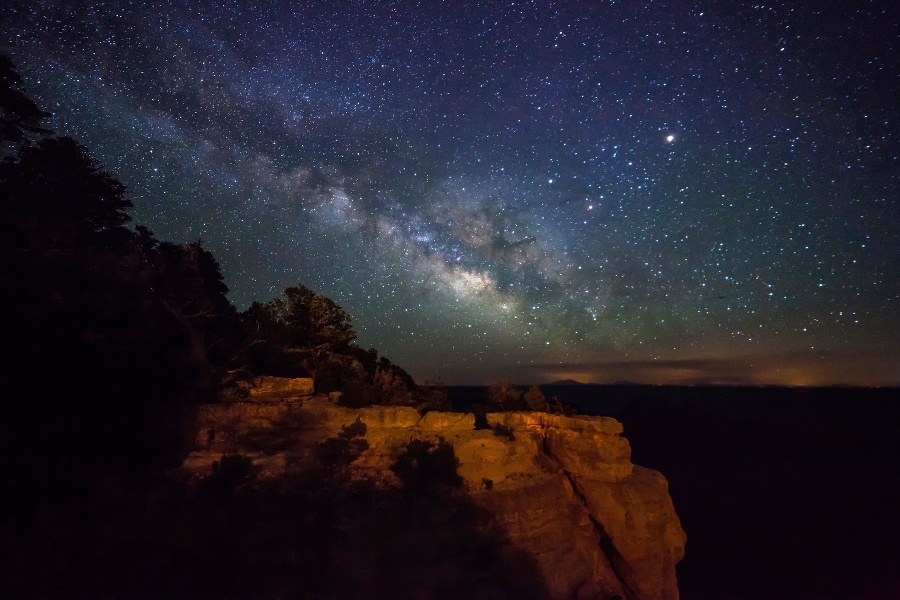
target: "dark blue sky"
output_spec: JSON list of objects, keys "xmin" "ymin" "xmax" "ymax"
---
[{"xmin": 5, "ymin": 1, "xmax": 898, "ymax": 384}]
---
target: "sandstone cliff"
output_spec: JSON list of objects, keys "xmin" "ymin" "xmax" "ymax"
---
[{"xmin": 182, "ymin": 378, "xmax": 685, "ymax": 600}]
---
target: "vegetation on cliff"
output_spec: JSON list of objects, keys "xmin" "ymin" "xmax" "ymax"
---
[
  {"xmin": 0, "ymin": 54, "xmax": 540, "ymax": 599},
  {"xmin": 241, "ymin": 284, "xmax": 436, "ymax": 409},
  {"xmin": 0, "ymin": 55, "xmax": 686, "ymax": 600},
  {"xmin": 0, "ymin": 55, "xmax": 443, "ymax": 475}
]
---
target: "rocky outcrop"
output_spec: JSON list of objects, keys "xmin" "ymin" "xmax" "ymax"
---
[
  {"xmin": 236, "ymin": 375, "xmax": 314, "ymax": 401},
  {"xmin": 183, "ymin": 388, "xmax": 685, "ymax": 600}
]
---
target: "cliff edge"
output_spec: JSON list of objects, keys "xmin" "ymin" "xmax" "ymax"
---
[{"xmin": 182, "ymin": 379, "xmax": 685, "ymax": 600}]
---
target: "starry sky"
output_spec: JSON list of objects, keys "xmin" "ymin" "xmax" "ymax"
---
[{"xmin": 4, "ymin": 1, "xmax": 898, "ymax": 386}]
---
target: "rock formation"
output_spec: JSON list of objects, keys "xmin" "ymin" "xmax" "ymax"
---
[{"xmin": 182, "ymin": 378, "xmax": 685, "ymax": 600}]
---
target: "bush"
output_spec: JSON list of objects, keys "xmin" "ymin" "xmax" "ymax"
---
[
  {"xmin": 548, "ymin": 395, "xmax": 576, "ymax": 415},
  {"xmin": 318, "ymin": 420, "xmax": 369, "ymax": 472},
  {"xmin": 488, "ymin": 378, "xmax": 523, "ymax": 411},
  {"xmin": 203, "ymin": 454, "xmax": 254, "ymax": 493},
  {"xmin": 416, "ymin": 377, "xmax": 452, "ymax": 413},
  {"xmin": 390, "ymin": 438, "xmax": 462, "ymax": 493},
  {"xmin": 524, "ymin": 385, "xmax": 546, "ymax": 411},
  {"xmin": 339, "ymin": 418, "xmax": 367, "ymax": 440},
  {"xmin": 491, "ymin": 423, "xmax": 515, "ymax": 441}
]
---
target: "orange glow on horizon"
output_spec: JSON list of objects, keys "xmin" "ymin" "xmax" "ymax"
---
[{"xmin": 509, "ymin": 349, "xmax": 896, "ymax": 388}]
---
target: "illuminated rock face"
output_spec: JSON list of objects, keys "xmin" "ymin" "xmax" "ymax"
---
[
  {"xmin": 238, "ymin": 376, "xmax": 314, "ymax": 401},
  {"xmin": 183, "ymin": 395, "xmax": 686, "ymax": 600}
]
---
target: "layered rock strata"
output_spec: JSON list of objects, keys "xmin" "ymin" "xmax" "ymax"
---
[{"xmin": 183, "ymin": 383, "xmax": 685, "ymax": 600}]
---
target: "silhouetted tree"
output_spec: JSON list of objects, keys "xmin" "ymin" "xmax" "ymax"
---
[
  {"xmin": 239, "ymin": 284, "xmax": 429, "ymax": 408},
  {"xmin": 145, "ymin": 239, "xmax": 243, "ymax": 398},
  {"xmin": 0, "ymin": 57, "xmax": 242, "ymax": 472},
  {"xmin": 307, "ymin": 289, "xmax": 356, "ymax": 349},
  {"xmin": 548, "ymin": 395, "xmax": 575, "ymax": 415},
  {"xmin": 524, "ymin": 385, "xmax": 547, "ymax": 411},
  {"xmin": 243, "ymin": 284, "xmax": 356, "ymax": 369},
  {"xmin": 1, "ymin": 136, "xmax": 133, "ymax": 253},
  {"xmin": 489, "ymin": 378, "xmax": 524, "ymax": 411},
  {"xmin": 0, "ymin": 55, "xmax": 49, "ymax": 145},
  {"xmin": 417, "ymin": 377, "xmax": 452, "ymax": 412}
]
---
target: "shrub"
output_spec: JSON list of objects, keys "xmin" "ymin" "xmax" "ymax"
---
[
  {"xmin": 488, "ymin": 378, "xmax": 523, "ymax": 411},
  {"xmin": 203, "ymin": 454, "xmax": 254, "ymax": 493},
  {"xmin": 339, "ymin": 417, "xmax": 368, "ymax": 440},
  {"xmin": 491, "ymin": 423, "xmax": 515, "ymax": 441},
  {"xmin": 417, "ymin": 377, "xmax": 452, "ymax": 413},
  {"xmin": 318, "ymin": 420, "xmax": 369, "ymax": 471},
  {"xmin": 524, "ymin": 385, "xmax": 546, "ymax": 411},
  {"xmin": 390, "ymin": 438, "xmax": 462, "ymax": 493}
]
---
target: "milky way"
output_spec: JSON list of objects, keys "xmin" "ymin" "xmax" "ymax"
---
[{"xmin": 4, "ymin": 1, "xmax": 898, "ymax": 384}]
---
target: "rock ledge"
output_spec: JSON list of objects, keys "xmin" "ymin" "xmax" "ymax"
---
[{"xmin": 183, "ymin": 391, "xmax": 685, "ymax": 600}]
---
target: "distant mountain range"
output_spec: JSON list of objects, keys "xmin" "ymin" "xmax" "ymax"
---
[{"xmin": 545, "ymin": 380, "xmax": 644, "ymax": 386}]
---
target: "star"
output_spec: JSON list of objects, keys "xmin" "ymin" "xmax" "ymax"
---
[{"xmin": 3, "ymin": 1, "xmax": 895, "ymax": 385}]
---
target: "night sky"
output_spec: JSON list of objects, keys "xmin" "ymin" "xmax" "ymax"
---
[{"xmin": 4, "ymin": 1, "xmax": 898, "ymax": 385}]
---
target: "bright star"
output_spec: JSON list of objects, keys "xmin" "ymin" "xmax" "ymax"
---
[{"xmin": 666, "ymin": 134, "xmax": 675, "ymax": 143}]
